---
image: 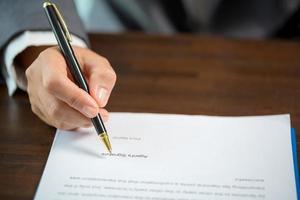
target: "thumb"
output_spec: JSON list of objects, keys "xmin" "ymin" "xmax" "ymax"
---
[{"xmin": 78, "ymin": 49, "xmax": 116, "ymax": 107}]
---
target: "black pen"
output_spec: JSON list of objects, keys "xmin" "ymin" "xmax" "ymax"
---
[{"xmin": 43, "ymin": 1, "xmax": 112, "ymax": 153}]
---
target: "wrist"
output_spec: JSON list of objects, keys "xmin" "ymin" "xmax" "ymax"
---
[{"xmin": 14, "ymin": 46, "xmax": 50, "ymax": 90}]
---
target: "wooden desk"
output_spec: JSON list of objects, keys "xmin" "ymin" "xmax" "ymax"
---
[{"xmin": 0, "ymin": 33, "xmax": 299, "ymax": 199}]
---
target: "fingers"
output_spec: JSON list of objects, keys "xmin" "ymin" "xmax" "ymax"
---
[
  {"xmin": 77, "ymin": 48, "xmax": 117, "ymax": 107},
  {"xmin": 47, "ymin": 100, "xmax": 92, "ymax": 128},
  {"xmin": 43, "ymin": 73, "xmax": 99, "ymax": 118},
  {"xmin": 32, "ymin": 94, "xmax": 109, "ymax": 130},
  {"xmin": 49, "ymin": 105, "xmax": 109, "ymax": 129}
]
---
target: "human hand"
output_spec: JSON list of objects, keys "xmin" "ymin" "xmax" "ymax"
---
[{"xmin": 25, "ymin": 46, "xmax": 116, "ymax": 129}]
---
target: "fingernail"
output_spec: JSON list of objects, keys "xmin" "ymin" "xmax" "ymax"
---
[
  {"xmin": 97, "ymin": 87, "xmax": 108, "ymax": 107},
  {"xmin": 82, "ymin": 106, "xmax": 97, "ymax": 118}
]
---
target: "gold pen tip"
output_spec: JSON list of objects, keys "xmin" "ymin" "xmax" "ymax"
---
[{"xmin": 99, "ymin": 132, "xmax": 112, "ymax": 153}]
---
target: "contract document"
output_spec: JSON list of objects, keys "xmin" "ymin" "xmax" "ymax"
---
[{"xmin": 34, "ymin": 113, "xmax": 297, "ymax": 200}]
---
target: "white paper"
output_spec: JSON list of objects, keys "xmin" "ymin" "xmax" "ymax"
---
[{"xmin": 34, "ymin": 113, "xmax": 297, "ymax": 200}]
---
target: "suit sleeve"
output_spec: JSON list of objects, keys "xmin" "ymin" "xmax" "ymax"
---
[
  {"xmin": 0, "ymin": 0, "xmax": 88, "ymax": 48},
  {"xmin": 0, "ymin": 0, "xmax": 88, "ymax": 87}
]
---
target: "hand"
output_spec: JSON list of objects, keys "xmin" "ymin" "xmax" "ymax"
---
[{"xmin": 25, "ymin": 46, "xmax": 116, "ymax": 130}]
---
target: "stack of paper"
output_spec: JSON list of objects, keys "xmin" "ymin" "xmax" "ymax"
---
[{"xmin": 34, "ymin": 113, "xmax": 298, "ymax": 200}]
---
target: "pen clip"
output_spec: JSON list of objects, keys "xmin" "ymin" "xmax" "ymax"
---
[{"xmin": 43, "ymin": 1, "xmax": 72, "ymax": 42}]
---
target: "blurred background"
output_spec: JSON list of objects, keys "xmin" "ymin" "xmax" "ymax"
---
[{"xmin": 74, "ymin": 0, "xmax": 300, "ymax": 40}]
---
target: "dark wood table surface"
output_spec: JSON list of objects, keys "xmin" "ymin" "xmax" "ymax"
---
[{"xmin": 0, "ymin": 33, "xmax": 299, "ymax": 199}]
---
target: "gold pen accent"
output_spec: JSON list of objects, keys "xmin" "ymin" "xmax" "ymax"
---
[
  {"xmin": 99, "ymin": 132, "xmax": 112, "ymax": 153},
  {"xmin": 43, "ymin": 1, "xmax": 72, "ymax": 42},
  {"xmin": 43, "ymin": 1, "xmax": 51, "ymax": 7}
]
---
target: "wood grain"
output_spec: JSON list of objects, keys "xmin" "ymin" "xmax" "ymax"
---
[{"xmin": 0, "ymin": 32, "xmax": 299, "ymax": 199}]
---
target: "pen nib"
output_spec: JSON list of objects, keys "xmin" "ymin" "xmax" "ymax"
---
[{"xmin": 99, "ymin": 133, "xmax": 112, "ymax": 153}]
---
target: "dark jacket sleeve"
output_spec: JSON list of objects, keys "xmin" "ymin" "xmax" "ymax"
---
[{"xmin": 0, "ymin": 0, "xmax": 88, "ymax": 83}]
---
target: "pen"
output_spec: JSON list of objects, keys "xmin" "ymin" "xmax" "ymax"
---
[{"xmin": 43, "ymin": 1, "xmax": 112, "ymax": 153}]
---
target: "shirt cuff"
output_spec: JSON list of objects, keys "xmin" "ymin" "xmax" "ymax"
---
[{"xmin": 4, "ymin": 31, "xmax": 87, "ymax": 96}]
